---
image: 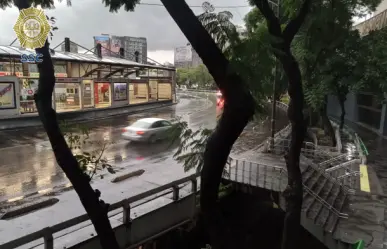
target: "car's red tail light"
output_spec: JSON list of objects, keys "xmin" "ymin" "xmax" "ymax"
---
[
  {"xmin": 136, "ymin": 131, "xmax": 145, "ymax": 135},
  {"xmin": 122, "ymin": 128, "xmax": 127, "ymax": 133}
]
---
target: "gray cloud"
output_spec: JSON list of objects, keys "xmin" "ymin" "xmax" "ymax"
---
[{"xmin": 0, "ymin": 0, "xmax": 251, "ymax": 51}]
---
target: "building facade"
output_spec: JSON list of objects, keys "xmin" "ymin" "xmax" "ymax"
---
[
  {"xmin": 95, "ymin": 35, "xmax": 148, "ymax": 64},
  {"xmin": 0, "ymin": 42, "xmax": 175, "ymax": 119},
  {"xmin": 174, "ymin": 44, "xmax": 202, "ymax": 68}
]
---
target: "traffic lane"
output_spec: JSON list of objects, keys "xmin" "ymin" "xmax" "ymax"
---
[
  {"xmin": 0, "ymin": 93, "xmax": 214, "ymax": 201},
  {"xmin": 0, "ymin": 94, "xmax": 206, "ymax": 149}
]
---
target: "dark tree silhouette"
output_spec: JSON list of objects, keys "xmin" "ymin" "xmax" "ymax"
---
[
  {"xmin": 13, "ymin": 0, "xmax": 120, "ymax": 248},
  {"xmin": 251, "ymin": 0, "xmax": 310, "ymax": 249},
  {"xmin": 159, "ymin": 0, "xmax": 255, "ymax": 247}
]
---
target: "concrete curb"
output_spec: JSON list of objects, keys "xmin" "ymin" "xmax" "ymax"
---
[
  {"xmin": 111, "ymin": 169, "xmax": 145, "ymax": 183},
  {"xmin": 0, "ymin": 101, "xmax": 177, "ymax": 131},
  {"xmin": 1, "ymin": 198, "xmax": 59, "ymax": 219}
]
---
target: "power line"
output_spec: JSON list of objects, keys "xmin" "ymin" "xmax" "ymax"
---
[{"xmin": 138, "ymin": 3, "xmax": 250, "ymax": 8}]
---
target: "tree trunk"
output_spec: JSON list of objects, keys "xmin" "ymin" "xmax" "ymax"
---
[
  {"xmin": 320, "ymin": 96, "xmax": 336, "ymax": 147},
  {"xmin": 338, "ymin": 94, "xmax": 347, "ymax": 130},
  {"xmin": 14, "ymin": 1, "xmax": 119, "ymax": 248},
  {"xmin": 280, "ymin": 52, "xmax": 307, "ymax": 249},
  {"xmin": 252, "ymin": 1, "xmax": 310, "ymax": 249},
  {"xmin": 160, "ymin": 0, "xmax": 255, "ymax": 247}
]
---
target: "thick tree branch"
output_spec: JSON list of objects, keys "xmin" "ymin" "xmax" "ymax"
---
[
  {"xmin": 252, "ymin": 0, "xmax": 282, "ymax": 38},
  {"xmin": 282, "ymin": 0, "xmax": 311, "ymax": 45},
  {"xmin": 14, "ymin": 1, "xmax": 120, "ymax": 248},
  {"xmin": 160, "ymin": 0, "xmax": 229, "ymax": 90}
]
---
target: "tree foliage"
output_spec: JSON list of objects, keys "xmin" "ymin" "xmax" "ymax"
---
[
  {"xmin": 176, "ymin": 64, "xmax": 216, "ymax": 89},
  {"xmin": 60, "ymin": 121, "xmax": 116, "ymax": 180}
]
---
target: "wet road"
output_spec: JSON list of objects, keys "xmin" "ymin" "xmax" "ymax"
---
[{"xmin": 0, "ymin": 92, "xmax": 217, "ymax": 202}]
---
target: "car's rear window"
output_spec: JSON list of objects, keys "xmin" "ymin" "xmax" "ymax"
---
[{"xmin": 130, "ymin": 120, "xmax": 152, "ymax": 128}]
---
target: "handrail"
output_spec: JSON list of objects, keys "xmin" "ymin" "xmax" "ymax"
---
[
  {"xmin": 227, "ymin": 158, "xmax": 349, "ymax": 218},
  {"xmin": 1, "ymin": 173, "xmax": 200, "ymax": 249},
  {"xmin": 319, "ymin": 154, "xmax": 348, "ymax": 168}
]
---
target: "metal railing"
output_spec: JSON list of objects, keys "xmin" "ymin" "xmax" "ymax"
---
[
  {"xmin": 224, "ymin": 158, "xmax": 349, "ymax": 219},
  {"xmin": 1, "ymin": 174, "xmax": 200, "ymax": 249}
]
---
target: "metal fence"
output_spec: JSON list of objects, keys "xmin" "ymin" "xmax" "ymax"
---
[
  {"xmin": 1, "ymin": 174, "xmax": 200, "ymax": 249},
  {"xmin": 224, "ymin": 158, "xmax": 349, "ymax": 219}
]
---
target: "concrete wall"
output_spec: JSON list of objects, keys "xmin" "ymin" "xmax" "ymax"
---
[{"xmin": 327, "ymin": 92, "xmax": 387, "ymax": 136}]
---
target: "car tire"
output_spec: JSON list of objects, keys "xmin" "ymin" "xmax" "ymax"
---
[{"xmin": 148, "ymin": 135, "xmax": 157, "ymax": 144}]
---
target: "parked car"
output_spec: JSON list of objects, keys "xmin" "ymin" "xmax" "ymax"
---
[{"xmin": 122, "ymin": 118, "xmax": 174, "ymax": 143}]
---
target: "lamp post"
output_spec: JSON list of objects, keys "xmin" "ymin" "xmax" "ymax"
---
[{"xmin": 269, "ymin": 0, "xmax": 280, "ymax": 145}]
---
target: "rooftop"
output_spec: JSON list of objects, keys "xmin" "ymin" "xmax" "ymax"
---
[{"xmin": 0, "ymin": 45, "xmax": 174, "ymax": 71}]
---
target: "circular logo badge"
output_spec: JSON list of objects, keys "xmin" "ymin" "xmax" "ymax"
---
[{"xmin": 13, "ymin": 7, "xmax": 51, "ymax": 49}]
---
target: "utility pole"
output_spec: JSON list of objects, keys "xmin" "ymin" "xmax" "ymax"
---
[{"xmin": 270, "ymin": 0, "xmax": 280, "ymax": 146}]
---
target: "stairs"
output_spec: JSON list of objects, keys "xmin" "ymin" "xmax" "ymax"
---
[{"xmin": 301, "ymin": 165, "xmax": 349, "ymax": 234}]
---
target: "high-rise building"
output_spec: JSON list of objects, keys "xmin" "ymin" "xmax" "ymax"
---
[
  {"xmin": 93, "ymin": 35, "xmax": 148, "ymax": 64},
  {"xmin": 61, "ymin": 41, "xmax": 78, "ymax": 53},
  {"xmin": 110, "ymin": 36, "xmax": 148, "ymax": 64},
  {"xmin": 174, "ymin": 44, "xmax": 202, "ymax": 68}
]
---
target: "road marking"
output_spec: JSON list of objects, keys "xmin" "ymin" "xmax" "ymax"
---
[{"xmin": 360, "ymin": 164, "xmax": 371, "ymax": 193}]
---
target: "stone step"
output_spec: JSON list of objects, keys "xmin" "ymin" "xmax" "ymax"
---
[
  {"xmin": 303, "ymin": 167, "xmax": 320, "ymax": 187},
  {"xmin": 307, "ymin": 179, "xmax": 335, "ymax": 223},
  {"xmin": 302, "ymin": 165, "xmax": 315, "ymax": 182},
  {"xmin": 303, "ymin": 174, "xmax": 329, "ymax": 213},
  {"xmin": 316, "ymin": 187, "xmax": 346, "ymax": 229},
  {"xmin": 324, "ymin": 193, "xmax": 348, "ymax": 233}
]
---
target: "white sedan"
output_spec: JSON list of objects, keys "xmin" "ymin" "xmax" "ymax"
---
[{"xmin": 122, "ymin": 118, "xmax": 173, "ymax": 143}]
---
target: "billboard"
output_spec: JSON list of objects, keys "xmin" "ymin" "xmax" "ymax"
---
[
  {"xmin": 110, "ymin": 36, "xmax": 122, "ymax": 55},
  {"xmin": 174, "ymin": 46, "xmax": 192, "ymax": 63},
  {"xmin": 94, "ymin": 36, "xmax": 110, "ymax": 56}
]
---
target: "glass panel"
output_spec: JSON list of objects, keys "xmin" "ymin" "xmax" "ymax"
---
[
  {"xmin": 54, "ymin": 83, "xmax": 81, "ymax": 112},
  {"xmin": 94, "ymin": 82, "xmax": 111, "ymax": 108},
  {"xmin": 157, "ymin": 83, "xmax": 172, "ymax": 100},
  {"xmin": 82, "ymin": 80, "xmax": 94, "ymax": 107},
  {"xmin": 131, "ymin": 120, "xmax": 152, "ymax": 128},
  {"xmin": 20, "ymin": 78, "xmax": 38, "ymax": 114},
  {"xmin": 0, "ymin": 82, "xmax": 16, "ymax": 109},
  {"xmin": 358, "ymin": 106, "xmax": 381, "ymax": 129},
  {"xmin": 129, "ymin": 83, "xmax": 148, "ymax": 104},
  {"xmin": 149, "ymin": 80, "xmax": 158, "ymax": 101},
  {"xmin": 113, "ymin": 82, "xmax": 128, "ymax": 101}
]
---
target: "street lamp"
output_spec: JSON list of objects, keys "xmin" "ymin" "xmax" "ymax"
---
[{"xmin": 269, "ymin": 0, "xmax": 280, "ymax": 146}]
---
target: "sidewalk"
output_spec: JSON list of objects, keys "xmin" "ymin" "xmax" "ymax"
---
[{"xmin": 332, "ymin": 120, "xmax": 387, "ymax": 248}]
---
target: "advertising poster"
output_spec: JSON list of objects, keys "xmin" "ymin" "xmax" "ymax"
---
[
  {"xmin": 110, "ymin": 36, "xmax": 122, "ymax": 55},
  {"xmin": 113, "ymin": 83, "xmax": 127, "ymax": 101},
  {"xmin": 0, "ymin": 82, "xmax": 15, "ymax": 108},
  {"xmin": 94, "ymin": 36, "xmax": 111, "ymax": 56}
]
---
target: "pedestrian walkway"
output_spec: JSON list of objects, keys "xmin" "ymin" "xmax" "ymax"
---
[
  {"xmin": 332, "ymin": 119, "xmax": 387, "ymax": 249},
  {"xmin": 224, "ymin": 112, "xmax": 387, "ymax": 249}
]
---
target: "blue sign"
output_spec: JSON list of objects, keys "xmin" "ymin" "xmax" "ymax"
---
[{"xmin": 20, "ymin": 53, "xmax": 43, "ymax": 63}]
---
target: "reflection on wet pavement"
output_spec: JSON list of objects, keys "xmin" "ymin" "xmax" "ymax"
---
[{"xmin": 0, "ymin": 93, "xmax": 214, "ymax": 201}]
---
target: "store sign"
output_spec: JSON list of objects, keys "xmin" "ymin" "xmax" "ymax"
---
[
  {"xmin": 113, "ymin": 82, "xmax": 127, "ymax": 101},
  {"xmin": 0, "ymin": 72, "xmax": 23, "ymax": 77},
  {"xmin": 29, "ymin": 72, "xmax": 68, "ymax": 78},
  {"xmin": 0, "ymin": 82, "xmax": 15, "ymax": 108}
]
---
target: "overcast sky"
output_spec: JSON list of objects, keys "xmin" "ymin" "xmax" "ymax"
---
[{"xmin": 0, "ymin": 0, "xmax": 252, "ymax": 64}]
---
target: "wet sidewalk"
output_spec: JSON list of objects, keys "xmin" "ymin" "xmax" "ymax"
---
[{"xmin": 333, "ymin": 120, "xmax": 387, "ymax": 249}]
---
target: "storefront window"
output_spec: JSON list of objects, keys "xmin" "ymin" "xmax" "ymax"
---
[
  {"xmin": 94, "ymin": 82, "xmax": 111, "ymax": 108},
  {"xmin": 157, "ymin": 83, "xmax": 172, "ymax": 100},
  {"xmin": 82, "ymin": 80, "xmax": 94, "ymax": 108},
  {"xmin": 129, "ymin": 83, "xmax": 148, "ymax": 104},
  {"xmin": 113, "ymin": 82, "xmax": 128, "ymax": 101},
  {"xmin": 0, "ymin": 82, "xmax": 16, "ymax": 109},
  {"xmin": 54, "ymin": 83, "xmax": 81, "ymax": 112},
  {"xmin": 148, "ymin": 80, "xmax": 158, "ymax": 101},
  {"xmin": 20, "ymin": 79, "xmax": 38, "ymax": 114}
]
